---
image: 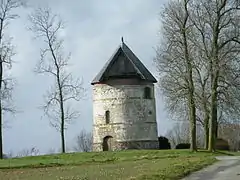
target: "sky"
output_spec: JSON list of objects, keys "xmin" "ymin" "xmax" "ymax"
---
[{"xmin": 3, "ymin": 0, "xmax": 174, "ymax": 155}]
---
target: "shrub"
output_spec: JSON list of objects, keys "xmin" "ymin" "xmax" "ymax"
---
[
  {"xmin": 215, "ymin": 138, "xmax": 229, "ymax": 151},
  {"xmin": 158, "ymin": 136, "xmax": 171, "ymax": 149},
  {"xmin": 175, "ymin": 143, "xmax": 190, "ymax": 149}
]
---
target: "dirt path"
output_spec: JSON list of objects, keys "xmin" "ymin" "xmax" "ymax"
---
[{"xmin": 182, "ymin": 156, "xmax": 240, "ymax": 180}]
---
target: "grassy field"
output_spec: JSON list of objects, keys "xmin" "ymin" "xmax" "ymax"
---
[{"xmin": 0, "ymin": 150, "xmax": 233, "ymax": 180}]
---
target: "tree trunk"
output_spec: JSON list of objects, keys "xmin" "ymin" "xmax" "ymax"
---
[
  {"xmin": 182, "ymin": 0, "xmax": 197, "ymax": 151},
  {"xmin": 60, "ymin": 96, "xmax": 65, "ymax": 153},
  {"xmin": 0, "ymin": 111, "xmax": 2, "ymax": 159},
  {"xmin": 187, "ymin": 67, "xmax": 197, "ymax": 151},
  {"xmin": 59, "ymin": 77, "xmax": 65, "ymax": 153},
  {"xmin": 48, "ymin": 38, "xmax": 66, "ymax": 154},
  {"xmin": 61, "ymin": 117, "xmax": 65, "ymax": 153},
  {"xmin": 204, "ymin": 117, "xmax": 209, "ymax": 150},
  {"xmin": 58, "ymin": 68, "xmax": 65, "ymax": 153},
  {"xmin": 208, "ymin": 13, "xmax": 220, "ymax": 152},
  {"xmin": 0, "ymin": 19, "xmax": 4, "ymax": 159},
  {"xmin": 0, "ymin": 65, "xmax": 2, "ymax": 159},
  {"xmin": 208, "ymin": 75, "xmax": 218, "ymax": 152},
  {"xmin": 215, "ymin": 121, "xmax": 218, "ymax": 139},
  {"xmin": 203, "ymin": 104, "xmax": 209, "ymax": 149},
  {"xmin": 0, "ymin": 60, "xmax": 3, "ymax": 159},
  {"xmin": 188, "ymin": 95, "xmax": 197, "ymax": 151}
]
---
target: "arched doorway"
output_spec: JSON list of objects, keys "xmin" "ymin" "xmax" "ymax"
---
[{"xmin": 102, "ymin": 136, "xmax": 113, "ymax": 151}]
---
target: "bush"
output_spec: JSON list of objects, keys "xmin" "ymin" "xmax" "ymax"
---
[
  {"xmin": 215, "ymin": 138, "xmax": 229, "ymax": 151},
  {"xmin": 158, "ymin": 136, "xmax": 171, "ymax": 149},
  {"xmin": 175, "ymin": 143, "xmax": 190, "ymax": 149}
]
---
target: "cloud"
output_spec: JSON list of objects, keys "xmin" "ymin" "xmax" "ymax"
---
[{"xmin": 3, "ymin": 0, "xmax": 171, "ymax": 154}]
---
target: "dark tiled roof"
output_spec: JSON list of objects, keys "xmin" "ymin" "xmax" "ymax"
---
[{"xmin": 91, "ymin": 41, "xmax": 157, "ymax": 85}]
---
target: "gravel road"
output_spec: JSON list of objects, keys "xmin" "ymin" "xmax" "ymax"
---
[{"xmin": 182, "ymin": 156, "xmax": 240, "ymax": 180}]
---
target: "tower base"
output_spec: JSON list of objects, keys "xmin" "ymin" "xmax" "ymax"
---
[{"xmin": 92, "ymin": 140, "xmax": 159, "ymax": 151}]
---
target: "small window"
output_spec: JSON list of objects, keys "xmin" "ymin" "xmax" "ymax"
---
[
  {"xmin": 144, "ymin": 87, "xmax": 151, "ymax": 99},
  {"xmin": 105, "ymin": 110, "xmax": 110, "ymax": 124}
]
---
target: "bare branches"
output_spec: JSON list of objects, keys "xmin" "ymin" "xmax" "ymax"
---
[
  {"xmin": 29, "ymin": 7, "xmax": 85, "ymax": 153},
  {"xmin": 74, "ymin": 129, "xmax": 92, "ymax": 152},
  {"xmin": 1, "ymin": 77, "xmax": 16, "ymax": 114},
  {"xmin": 0, "ymin": 0, "xmax": 25, "ymax": 30},
  {"xmin": 166, "ymin": 122, "xmax": 205, "ymax": 149},
  {"xmin": 156, "ymin": 0, "xmax": 198, "ymax": 151},
  {"xmin": 28, "ymin": 7, "xmax": 64, "ymax": 40},
  {"xmin": 156, "ymin": 0, "xmax": 240, "ymax": 151},
  {"xmin": 16, "ymin": 147, "xmax": 40, "ymax": 158},
  {"xmin": 0, "ymin": 0, "xmax": 23, "ymax": 159},
  {"xmin": 191, "ymin": 0, "xmax": 240, "ymax": 139}
]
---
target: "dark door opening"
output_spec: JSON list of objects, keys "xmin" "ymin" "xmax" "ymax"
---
[{"xmin": 102, "ymin": 136, "xmax": 113, "ymax": 151}]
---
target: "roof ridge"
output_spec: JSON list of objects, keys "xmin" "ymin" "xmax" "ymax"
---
[
  {"xmin": 120, "ymin": 43, "xmax": 145, "ymax": 79},
  {"xmin": 121, "ymin": 42, "xmax": 156, "ymax": 81}
]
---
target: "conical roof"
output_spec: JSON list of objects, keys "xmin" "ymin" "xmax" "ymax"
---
[{"xmin": 91, "ymin": 39, "xmax": 157, "ymax": 85}]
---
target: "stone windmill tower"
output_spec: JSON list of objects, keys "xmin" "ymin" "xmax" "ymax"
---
[{"xmin": 91, "ymin": 38, "xmax": 158, "ymax": 151}]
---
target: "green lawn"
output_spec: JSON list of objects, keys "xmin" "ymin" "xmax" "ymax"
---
[{"xmin": 0, "ymin": 150, "xmax": 227, "ymax": 180}]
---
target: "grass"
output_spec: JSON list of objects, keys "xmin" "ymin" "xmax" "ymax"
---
[{"xmin": 0, "ymin": 149, "xmax": 233, "ymax": 180}]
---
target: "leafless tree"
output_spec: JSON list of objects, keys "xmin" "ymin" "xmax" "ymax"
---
[
  {"xmin": 0, "ymin": 0, "xmax": 25, "ymax": 159},
  {"xmin": 28, "ymin": 7, "xmax": 85, "ymax": 153},
  {"xmin": 165, "ymin": 123, "xmax": 190, "ymax": 148},
  {"xmin": 165, "ymin": 122, "xmax": 204, "ymax": 149},
  {"xmin": 155, "ymin": 0, "xmax": 198, "ymax": 151},
  {"xmin": 190, "ymin": 0, "xmax": 240, "ymax": 151},
  {"xmin": 156, "ymin": 0, "xmax": 240, "ymax": 152},
  {"xmin": 192, "ymin": 46, "xmax": 211, "ymax": 149},
  {"xmin": 16, "ymin": 147, "xmax": 40, "ymax": 157},
  {"xmin": 74, "ymin": 129, "xmax": 92, "ymax": 152}
]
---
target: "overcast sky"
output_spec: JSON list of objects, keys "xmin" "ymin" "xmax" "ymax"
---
[{"xmin": 3, "ymin": 0, "xmax": 174, "ymax": 155}]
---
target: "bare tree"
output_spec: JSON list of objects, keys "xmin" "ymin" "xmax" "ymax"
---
[
  {"xmin": 155, "ymin": 0, "xmax": 197, "ymax": 151},
  {"xmin": 190, "ymin": 0, "xmax": 240, "ymax": 151},
  {"xmin": 28, "ymin": 7, "xmax": 85, "ymax": 153},
  {"xmin": 74, "ymin": 129, "xmax": 92, "ymax": 152},
  {"xmin": 16, "ymin": 147, "xmax": 40, "ymax": 157},
  {"xmin": 165, "ymin": 123, "xmax": 190, "ymax": 148},
  {"xmin": 156, "ymin": 0, "xmax": 240, "ymax": 152},
  {"xmin": 166, "ymin": 122, "xmax": 204, "ymax": 149},
  {"xmin": 0, "ymin": 0, "xmax": 25, "ymax": 159}
]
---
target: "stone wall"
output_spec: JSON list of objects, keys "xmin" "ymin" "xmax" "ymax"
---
[
  {"xmin": 93, "ymin": 140, "xmax": 159, "ymax": 151},
  {"xmin": 92, "ymin": 79, "xmax": 158, "ymax": 151}
]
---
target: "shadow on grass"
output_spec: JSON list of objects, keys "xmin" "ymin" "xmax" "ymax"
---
[
  {"xmin": 214, "ymin": 151, "xmax": 235, "ymax": 156},
  {"xmin": 195, "ymin": 149, "xmax": 238, "ymax": 156}
]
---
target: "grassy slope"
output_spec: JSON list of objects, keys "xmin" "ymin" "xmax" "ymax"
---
[{"xmin": 0, "ymin": 150, "xmax": 227, "ymax": 180}]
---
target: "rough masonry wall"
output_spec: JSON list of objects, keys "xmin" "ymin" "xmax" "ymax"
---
[{"xmin": 92, "ymin": 80, "xmax": 158, "ymax": 151}]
